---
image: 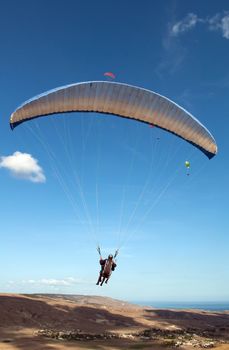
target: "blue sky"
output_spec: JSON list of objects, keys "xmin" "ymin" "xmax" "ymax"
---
[{"xmin": 0, "ymin": 0, "xmax": 229, "ymax": 302}]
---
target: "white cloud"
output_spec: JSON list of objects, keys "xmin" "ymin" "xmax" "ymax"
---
[
  {"xmin": 171, "ymin": 12, "xmax": 229, "ymax": 40},
  {"xmin": 157, "ymin": 11, "xmax": 229, "ymax": 78},
  {"xmin": 18, "ymin": 277, "xmax": 91, "ymax": 287},
  {"xmin": 28, "ymin": 278, "xmax": 73, "ymax": 286},
  {"xmin": 221, "ymin": 14, "xmax": 229, "ymax": 38},
  {"xmin": 0, "ymin": 151, "xmax": 46, "ymax": 183},
  {"xmin": 4, "ymin": 277, "xmax": 95, "ymax": 294},
  {"xmin": 209, "ymin": 13, "xmax": 229, "ymax": 39},
  {"xmin": 171, "ymin": 13, "xmax": 200, "ymax": 36},
  {"xmin": 208, "ymin": 13, "xmax": 222, "ymax": 31}
]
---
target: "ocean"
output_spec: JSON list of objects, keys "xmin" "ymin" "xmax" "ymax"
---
[{"xmin": 133, "ymin": 301, "xmax": 229, "ymax": 311}]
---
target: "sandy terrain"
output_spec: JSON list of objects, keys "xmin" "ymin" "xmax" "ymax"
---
[{"xmin": 0, "ymin": 294, "xmax": 229, "ymax": 349}]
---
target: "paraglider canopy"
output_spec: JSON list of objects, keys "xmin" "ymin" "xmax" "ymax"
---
[
  {"xmin": 185, "ymin": 161, "xmax": 190, "ymax": 168},
  {"xmin": 104, "ymin": 72, "xmax": 116, "ymax": 79},
  {"xmin": 9, "ymin": 81, "xmax": 217, "ymax": 159}
]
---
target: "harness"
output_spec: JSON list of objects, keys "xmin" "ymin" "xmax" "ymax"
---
[{"xmin": 102, "ymin": 259, "xmax": 113, "ymax": 277}]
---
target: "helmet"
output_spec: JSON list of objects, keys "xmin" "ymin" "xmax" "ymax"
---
[{"xmin": 108, "ymin": 254, "xmax": 113, "ymax": 259}]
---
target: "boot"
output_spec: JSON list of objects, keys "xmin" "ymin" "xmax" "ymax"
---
[{"xmin": 96, "ymin": 276, "xmax": 101, "ymax": 285}]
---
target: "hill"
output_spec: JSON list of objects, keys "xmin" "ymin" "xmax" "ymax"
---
[{"xmin": 0, "ymin": 294, "xmax": 228, "ymax": 349}]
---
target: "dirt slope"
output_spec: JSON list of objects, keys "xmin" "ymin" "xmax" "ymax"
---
[{"xmin": 0, "ymin": 294, "xmax": 228, "ymax": 350}]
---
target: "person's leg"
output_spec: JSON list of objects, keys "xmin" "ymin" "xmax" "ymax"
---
[
  {"xmin": 105, "ymin": 274, "xmax": 110, "ymax": 284},
  {"xmin": 96, "ymin": 272, "xmax": 102, "ymax": 285}
]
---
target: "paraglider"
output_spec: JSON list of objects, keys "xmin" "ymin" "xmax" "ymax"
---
[
  {"xmin": 10, "ymin": 81, "xmax": 217, "ymax": 159},
  {"xmin": 96, "ymin": 246, "xmax": 117, "ymax": 286},
  {"xmin": 185, "ymin": 161, "xmax": 190, "ymax": 176},
  {"xmin": 104, "ymin": 72, "xmax": 116, "ymax": 79},
  {"xmin": 9, "ymin": 80, "xmax": 217, "ymax": 285},
  {"xmin": 96, "ymin": 254, "xmax": 117, "ymax": 286}
]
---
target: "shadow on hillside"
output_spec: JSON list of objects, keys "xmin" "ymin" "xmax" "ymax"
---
[{"xmin": 143, "ymin": 308, "xmax": 229, "ymax": 339}]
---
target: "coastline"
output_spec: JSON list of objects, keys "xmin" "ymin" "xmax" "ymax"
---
[{"xmin": 132, "ymin": 301, "xmax": 229, "ymax": 311}]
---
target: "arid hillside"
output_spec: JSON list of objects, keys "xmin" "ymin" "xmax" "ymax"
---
[{"xmin": 0, "ymin": 294, "xmax": 229, "ymax": 350}]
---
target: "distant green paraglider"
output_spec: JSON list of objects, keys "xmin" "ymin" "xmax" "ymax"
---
[{"xmin": 185, "ymin": 161, "xmax": 190, "ymax": 176}]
